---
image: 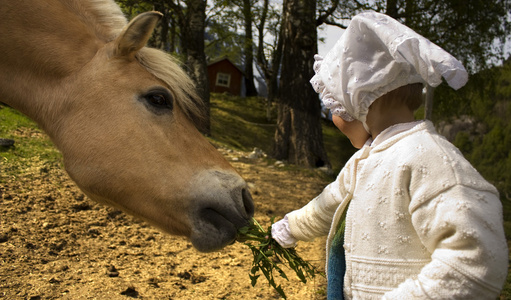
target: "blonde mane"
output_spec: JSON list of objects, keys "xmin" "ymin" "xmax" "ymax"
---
[{"xmin": 65, "ymin": 0, "xmax": 205, "ymax": 124}]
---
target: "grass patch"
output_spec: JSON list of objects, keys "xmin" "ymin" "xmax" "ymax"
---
[
  {"xmin": 209, "ymin": 93, "xmax": 355, "ymax": 172},
  {"xmin": 210, "ymin": 94, "xmax": 276, "ymax": 154},
  {"xmin": 0, "ymin": 105, "xmax": 62, "ymax": 171}
]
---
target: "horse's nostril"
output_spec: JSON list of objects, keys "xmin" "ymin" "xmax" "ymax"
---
[{"xmin": 242, "ymin": 188, "xmax": 254, "ymax": 218}]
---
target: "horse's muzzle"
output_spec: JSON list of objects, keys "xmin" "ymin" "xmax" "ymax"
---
[{"xmin": 188, "ymin": 170, "xmax": 254, "ymax": 252}]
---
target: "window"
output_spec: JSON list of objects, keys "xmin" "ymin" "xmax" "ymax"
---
[{"xmin": 216, "ymin": 73, "xmax": 231, "ymax": 87}]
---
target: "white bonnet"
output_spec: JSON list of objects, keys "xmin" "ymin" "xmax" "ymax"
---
[{"xmin": 311, "ymin": 11, "xmax": 468, "ymax": 123}]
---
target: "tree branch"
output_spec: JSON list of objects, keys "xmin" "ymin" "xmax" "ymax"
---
[{"xmin": 316, "ymin": 0, "xmax": 340, "ymax": 26}]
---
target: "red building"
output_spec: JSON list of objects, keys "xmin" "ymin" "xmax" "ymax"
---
[{"xmin": 207, "ymin": 57, "xmax": 244, "ymax": 96}]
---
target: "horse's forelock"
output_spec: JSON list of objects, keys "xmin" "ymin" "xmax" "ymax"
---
[{"xmin": 135, "ymin": 48, "xmax": 207, "ymax": 128}]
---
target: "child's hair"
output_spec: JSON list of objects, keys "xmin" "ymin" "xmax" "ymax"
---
[{"xmin": 376, "ymin": 83, "xmax": 424, "ymax": 112}]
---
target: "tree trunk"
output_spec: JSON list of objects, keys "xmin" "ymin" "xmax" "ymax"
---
[
  {"xmin": 152, "ymin": 2, "xmax": 170, "ymax": 51},
  {"xmin": 256, "ymin": 0, "xmax": 283, "ymax": 120},
  {"xmin": 242, "ymin": 0, "xmax": 258, "ymax": 97},
  {"xmin": 267, "ymin": 18, "xmax": 283, "ymax": 118},
  {"xmin": 265, "ymin": 74, "xmax": 279, "ymax": 121},
  {"xmin": 182, "ymin": 0, "xmax": 210, "ymax": 134},
  {"xmin": 169, "ymin": 15, "xmax": 176, "ymax": 53},
  {"xmin": 273, "ymin": 0, "xmax": 330, "ymax": 168}
]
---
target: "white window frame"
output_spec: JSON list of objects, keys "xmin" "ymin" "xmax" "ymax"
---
[{"xmin": 216, "ymin": 72, "xmax": 231, "ymax": 87}]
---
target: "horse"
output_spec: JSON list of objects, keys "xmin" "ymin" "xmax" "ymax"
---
[{"xmin": 0, "ymin": 0, "xmax": 254, "ymax": 252}]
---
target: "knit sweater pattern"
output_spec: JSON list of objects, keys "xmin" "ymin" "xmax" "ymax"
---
[{"xmin": 288, "ymin": 121, "xmax": 508, "ymax": 299}]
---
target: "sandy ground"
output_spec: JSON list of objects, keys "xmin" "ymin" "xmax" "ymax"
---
[{"xmin": 1, "ymin": 144, "xmax": 331, "ymax": 299}]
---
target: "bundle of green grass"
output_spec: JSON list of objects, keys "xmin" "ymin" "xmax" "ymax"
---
[{"xmin": 237, "ymin": 218, "xmax": 324, "ymax": 299}]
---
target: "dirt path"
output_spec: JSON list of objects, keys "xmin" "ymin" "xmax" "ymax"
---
[{"xmin": 1, "ymin": 146, "xmax": 331, "ymax": 299}]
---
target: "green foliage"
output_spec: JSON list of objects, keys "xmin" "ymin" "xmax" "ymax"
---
[
  {"xmin": 467, "ymin": 122, "xmax": 511, "ymax": 196},
  {"xmin": 205, "ymin": 20, "xmax": 244, "ymax": 65},
  {"xmin": 237, "ymin": 218, "xmax": 324, "ymax": 299},
  {"xmin": 205, "ymin": 1, "xmax": 245, "ymax": 64},
  {"xmin": 116, "ymin": 0, "xmax": 153, "ymax": 18},
  {"xmin": 453, "ymin": 131, "xmax": 472, "ymax": 154}
]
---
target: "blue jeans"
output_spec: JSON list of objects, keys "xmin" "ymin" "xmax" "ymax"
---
[{"xmin": 327, "ymin": 220, "xmax": 346, "ymax": 300}]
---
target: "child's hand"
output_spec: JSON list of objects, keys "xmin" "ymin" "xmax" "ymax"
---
[{"xmin": 271, "ymin": 215, "xmax": 298, "ymax": 248}]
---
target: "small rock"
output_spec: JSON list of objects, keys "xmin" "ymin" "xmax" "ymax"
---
[
  {"xmin": 0, "ymin": 234, "xmax": 8, "ymax": 243},
  {"xmin": 49, "ymin": 277, "xmax": 61, "ymax": 284},
  {"xmin": 275, "ymin": 160, "xmax": 285, "ymax": 167},
  {"xmin": 318, "ymin": 166, "xmax": 334, "ymax": 176},
  {"xmin": 25, "ymin": 242, "xmax": 36, "ymax": 249},
  {"xmin": 71, "ymin": 203, "xmax": 91, "ymax": 212},
  {"xmin": 59, "ymin": 265, "xmax": 69, "ymax": 272},
  {"xmin": 191, "ymin": 274, "xmax": 207, "ymax": 284},
  {"xmin": 107, "ymin": 209, "xmax": 123, "ymax": 219},
  {"xmin": 87, "ymin": 228, "xmax": 100, "ymax": 236},
  {"xmin": 177, "ymin": 271, "xmax": 191, "ymax": 280},
  {"xmin": 174, "ymin": 282, "xmax": 187, "ymax": 290},
  {"xmin": 107, "ymin": 265, "xmax": 119, "ymax": 277},
  {"xmin": 120, "ymin": 286, "xmax": 139, "ymax": 297},
  {"xmin": 247, "ymin": 147, "xmax": 265, "ymax": 159},
  {"xmin": 49, "ymin": 240, "xmax": 67, "ymax": 252},
  {"xmin": 0, "ymin": 138, "xmax": 15, "ymax": 148},
  {"xmin": 147, "ymin": 277, "xmax": 160, "ymax": 288}
]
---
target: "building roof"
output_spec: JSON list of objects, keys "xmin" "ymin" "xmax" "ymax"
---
[{"xmin": 207, "ymin": 56, "xmax": 244, "ymax": 75}]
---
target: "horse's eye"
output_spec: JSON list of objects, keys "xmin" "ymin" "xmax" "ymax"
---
[
  {"xmin": 148, "ymin": 94, "xmax": 167, "ymax": 107},
  {"xmin": 142, "ymin": 89, "xmax": 173, "ymax": 111}
]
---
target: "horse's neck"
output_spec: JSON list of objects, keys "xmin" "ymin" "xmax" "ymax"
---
[{"xmin": 0, "ymin": 1, "xmax": 113, "ymax": 125}]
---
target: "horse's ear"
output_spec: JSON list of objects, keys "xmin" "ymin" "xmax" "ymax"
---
[{"xmin": 113, "ymin": 11, "xmax": 162, "ymax": 59}]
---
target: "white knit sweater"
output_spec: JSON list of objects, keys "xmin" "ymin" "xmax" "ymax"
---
[{"xmin": 288, "ymin": 121, "xmax": 508, "ymax": 299}]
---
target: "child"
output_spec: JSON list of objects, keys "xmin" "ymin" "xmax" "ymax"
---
[{"xmin": 271, "ymin": 11, "xmax": 508, "ymax": 299}]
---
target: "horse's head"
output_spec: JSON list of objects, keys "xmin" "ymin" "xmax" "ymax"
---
[{"xmin": 53, "ymin": 12, "xmax": 253, "ymax": 252}]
